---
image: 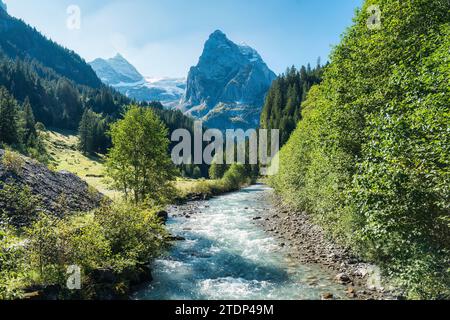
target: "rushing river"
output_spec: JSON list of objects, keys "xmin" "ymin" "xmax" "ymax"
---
[{"xmin": 134, "ymin": 185, "xmax": 346, "ymax": 300}]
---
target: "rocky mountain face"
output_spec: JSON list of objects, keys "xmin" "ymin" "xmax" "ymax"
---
[
  {"xmin": 90, "ymin": 53, "xmax": 144, "ymax": 85},
  {"xmin": 0, "ymin": 150, "xmax": 104, "ymax": 226},
  {"xmin": 182, "ymin": 30, "xmax": 277, "ymax": 130},
  {"xmin": 0, "ymin": 1, "xmax": 6, "ymax": 12},
  {"xmin": 90, "ymin": 54, "xmax": 185, "ymax": 107}
]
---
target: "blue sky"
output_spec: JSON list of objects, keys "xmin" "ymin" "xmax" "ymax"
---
[{"xmin": 4, "ymin": 0, "xmax": 363, "ymax": 78}]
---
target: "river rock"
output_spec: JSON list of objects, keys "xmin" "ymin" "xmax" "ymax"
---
[
  {"xmin": 346, "ymin": 287, "xmax": 357, "ymax": 298},
  {"xmin": 92, "ymin": 268, "xmax": 117, "ymax": 284},
  {"xmin": 168, "ymin": 235, "xmax": 186, "ymax": 241},
  {"xmin": 335, "ymin": 273, "xmax": 352, "ymax": 284},
  {"xmin": 156, "ymin": 210, "xmax": 169, "ymax": 223},
  {"xmin": 321, "ymin": 292, "xmax": 334, "ymax": 300},
  {"xmin": 22, "ymin": 284, "xmax": 61, "ymax": 300},
  {"xmin": 125, "ymin": 263, "xmax": 153, "ymax": 286}
]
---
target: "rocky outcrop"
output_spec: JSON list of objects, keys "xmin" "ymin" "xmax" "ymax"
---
[
  {"xmin": 0, "ymin": 150, "xmax": 103, "ymax": 219},
  {"xmin": 182, "ymin": 30, "xmax": 277, "ymax": 130}
]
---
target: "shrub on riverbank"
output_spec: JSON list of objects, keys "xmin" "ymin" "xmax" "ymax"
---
[
  {"xmin": 0, "ymin": 196, "xmax": 168, "ymax": 299},
  {"xmin": 24, "ymin": 202, "xmax": 168, "ymax": 298},
  {"xmin": 178, "ymin": 164, "xmax": 257, "ymax": 201},
  {"xmin": 0, "ymin": 227, "xmax": 27, "ymax": 300},
  {"xmin": 270, "ymin": 0, "xmax": 449, "ymax": 299}
]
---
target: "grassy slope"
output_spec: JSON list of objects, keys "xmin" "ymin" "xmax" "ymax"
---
[{"xmin": 43, "ymin": 129, "xmax": 121, "ymax": 200}]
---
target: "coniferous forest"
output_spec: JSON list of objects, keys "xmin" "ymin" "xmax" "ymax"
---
[{"xmin": 260, "ymin": 63, "xmax": 324, "ymax": 146}]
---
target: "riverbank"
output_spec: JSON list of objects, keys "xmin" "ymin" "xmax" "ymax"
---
[
  {"xmin": 163, "ymin": 184, "xmax": 400, "ymax": 300},
  {"xmin": 256, "ymin": 191, "xmax": 399, "ymax": 300}
]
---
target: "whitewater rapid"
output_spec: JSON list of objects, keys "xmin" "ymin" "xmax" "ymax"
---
[{"xmin": 134, "ymin": 185, "xmax": 346, "ymax": 300}]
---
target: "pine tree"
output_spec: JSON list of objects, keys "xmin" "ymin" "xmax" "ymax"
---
[
  {"xmin": 22, "ymin": 97, "xmax": 37, "ymax": 144},
  {"xmin": 78, "ymin": 109, "xmax": 91, "ymax": 155},
  {"xmin": 0, "ymin": 87, "xmax": 19, "ymax": 145}
]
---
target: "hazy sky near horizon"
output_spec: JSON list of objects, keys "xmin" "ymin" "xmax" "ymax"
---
[{"xmin": 4, "ymin": 0, "xmax": 363, "ymax": 78}]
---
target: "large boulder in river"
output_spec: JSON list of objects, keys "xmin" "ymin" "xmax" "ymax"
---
[{"xmin": 0, "ymin": 149, "xmax": 104, "ymax": 221}]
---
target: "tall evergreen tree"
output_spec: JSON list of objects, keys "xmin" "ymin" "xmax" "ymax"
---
[
  {"xmin": 21, "ymin": 97, "xmax": 36, "ymax": 144},
  {"xmin": 78, "ymin": 108, "xmax": 92, "ymax": 155},
  {"xmin": 0, "ymin": 87, "xmax": 19, "ymax": 145}
]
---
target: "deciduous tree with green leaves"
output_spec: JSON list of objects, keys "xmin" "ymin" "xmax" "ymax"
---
[{"xmin": 105, "ymin": 105, "xmax": 176, "ymax": 204}]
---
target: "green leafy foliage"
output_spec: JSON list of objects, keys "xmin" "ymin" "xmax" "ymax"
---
[
  {"xmin": 270, "ymin": 0, "xmax": 450, "ymax": 299},
  {"xmin": 209, "ymin": 159, "xmax": 227, "ymax": 180},
  {"xmin": 106, "ymin": 105, "xmax": 176, "ymax": 204},
  {"xmin": 0, "ymin": 228, "xmax": 26, "ymax": 300},
  {"xmin": 0, "ymin": 181, "xmax": 42, "ymax": 228},
  {"xmin": 25, "ymin": 202, "xmax": 168, "ymax": 298},
  {"xmin": 221, "ymin": 164, "xmax": 251, "ymax": 191}
]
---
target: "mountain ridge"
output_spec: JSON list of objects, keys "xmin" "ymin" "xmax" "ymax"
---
[
  {"xmin": 89, "ymin": 30, "xmax": 276, "ymax": 130},
  {"xmin": 0, "ymin": 8, "xmax": 101, "ymax": 88}
]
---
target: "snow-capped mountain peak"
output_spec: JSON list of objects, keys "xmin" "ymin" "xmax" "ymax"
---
[
  {"xmin": 90, "ymin": 53, "xmax": 144, "ymax": 85},
  {"xmin": 89, "ymin": 54, "xmax": 186, "ymax": 107}
]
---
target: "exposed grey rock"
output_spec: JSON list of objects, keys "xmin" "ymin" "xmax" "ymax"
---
[
  {"xmin": 335, "ymin": 273, "xmax": 352, "ymax": 285},
  {"xmin": 257, "ymin": 192, "xmax": 397, "ymax": 300},
  {"xmin": 0, "ymin": 149, "xmax": 104, "ymax": 223},
  {"xmin": 321, "ymin": 292, "xmax": 334, "ymax": 300},
  {"xmin": 182, "ymin": 30, "xmax": 276, "ymax": 130},
  {"xmin": 168, "ymin": 235, "xmax": 186, "ymax": 241}
]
